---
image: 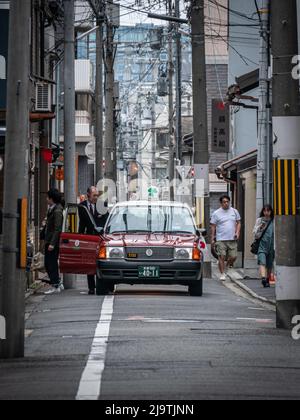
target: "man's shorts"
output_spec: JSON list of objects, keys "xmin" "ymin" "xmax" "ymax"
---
[{"xmin": 215, "ymin": 241, "xmax": 238, "ymax": 260}]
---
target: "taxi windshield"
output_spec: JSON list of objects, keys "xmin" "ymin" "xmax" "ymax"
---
[{"xmin": 105, "ymin": 205, "xmax": 196, "ymax": 235}]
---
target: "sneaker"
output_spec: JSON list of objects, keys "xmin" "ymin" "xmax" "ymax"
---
[
  {"xmin": 59, "ymin": 282, "xmax": 64, "ymax": 291},
  {"xmin": 262, "ymin": 278, "xmax": 270, "ymax": 288},
  {"xmin": 44, "ymin": 287, "xmax": 61, "ymax": 295},
  {"xmin": 220, "ymin": 273, "xmax": 227, "ymax": 281}
]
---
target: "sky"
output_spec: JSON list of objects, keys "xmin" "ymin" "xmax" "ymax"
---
[{"xmin": 119, "ymin": 0, "xmax": 186, "ymax": 26}]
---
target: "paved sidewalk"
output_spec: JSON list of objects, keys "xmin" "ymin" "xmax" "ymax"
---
[{"xmin": 225, "ymin": 268, "xmax": 276, "ymax": 306}]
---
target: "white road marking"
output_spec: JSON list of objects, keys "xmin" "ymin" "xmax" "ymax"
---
[
  {"xmin": 143, "ymin": 318, "xmax": 198, "ymax": 323},
  {"xmin": 248, "ymin": 307, "xmax": 267, "ymax": 311},
  {"xmin": 119, "ymin": 316, "xmax": 199, "ymax": 323},
  {"xmin": 237, "ymin": 317, "xmax": 273, "ymax": 323},
  {"xmin": 76, "ymin": 296, "xmax": 114, "ymax": 401}
]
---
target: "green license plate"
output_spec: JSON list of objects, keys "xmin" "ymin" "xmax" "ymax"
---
[{"xmin": 138, "ymin": 266, "xmax": 160, "ymax": 278}]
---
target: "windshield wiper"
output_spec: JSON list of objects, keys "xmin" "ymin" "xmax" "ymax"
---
[
  {"xmin": 152, "ymin": 230, "xmax": 194, "ymax": 235},
  {"xmin": 110, "ymin": 230, "xmax": 150, "ymax": 234}
]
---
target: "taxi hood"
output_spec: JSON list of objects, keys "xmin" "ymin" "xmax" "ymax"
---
[{"xmin": 102, "ymin": 232, "xmax": 197, "ymax": 248}]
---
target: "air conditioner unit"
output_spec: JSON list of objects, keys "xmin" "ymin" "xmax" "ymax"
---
[{"xmin": 35, "ymin": 83, "xmax": 52, "ymax": 112}]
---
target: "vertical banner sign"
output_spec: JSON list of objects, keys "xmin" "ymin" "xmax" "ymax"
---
[
  {"xmin": 211, "ymin": 99, "xmax": 230, "ymax": 153},
  {"xmin": 0, "ymin": 6, "xmax": 9, "ymax": 110}
]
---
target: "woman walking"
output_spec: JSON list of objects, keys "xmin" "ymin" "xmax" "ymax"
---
[
  {"xmin": 253, "ymin": 205, "xmax": 275, "ymax": 288},
  {"xmin": 43, "ymin": 189, "xmax": 64, "ymax": 295}
]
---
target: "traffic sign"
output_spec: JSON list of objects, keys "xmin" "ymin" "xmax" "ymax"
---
[{"xmin": 148, "ymin": 186, "xmax": 159, "ymax": 199}]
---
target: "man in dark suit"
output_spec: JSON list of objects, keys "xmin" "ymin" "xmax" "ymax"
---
[
  {"xmin": 44, "ymin": 189, "xmax": 64, "ymax": 295},
  {"xmin": 79, "ymin": 186, "xmax": 109, "ymax": 295}
]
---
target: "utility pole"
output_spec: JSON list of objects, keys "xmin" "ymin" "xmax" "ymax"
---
[
  {"xmin": 191, "ymin": 0, "xmax": 211, "ymax": 278},
  {"xmin": 151, "ymin": 94, "xmax": 156, "ymax": 181},
  {"xmin": 0, "ymin": 0, "xmax": 31, "ymax": 358},
  {"xmin": 168, "ymin": 1, "xmax": 175, "ymax": 201},
  {"xmin": 63, "ymin": 0, "xmax": 76, "ymax": 289},
  {"xmin": 271, "ymin": 0, "xmax": 300, "ymax": 329},
  {"xmin": 104, "ymin": 20, "xmax": 116, "ymax": 189},
  {"xmin": 64, "ymin": 0, "xmax": 76, "ymax": 203},
  {"xmin": 88, "ymin": 0, "xmax": 104, "ymax": 183},
  {"xmin": 256, "ymin": 0, "xmax": 270, "ymax": 214},
  {"xmin": 175, "ymin": 0, "xmax": 182, "ymax": 164},
  {"xmin": 95, "ymin": 19, "xmax": 104, "ymax": 183},
  {"xmin": 95, "ymin": 9, "xmax": 104, "ymax": 184},
  {"xmin": 137, "ymin": 97, "xmax": 143, "ymax": 196}
]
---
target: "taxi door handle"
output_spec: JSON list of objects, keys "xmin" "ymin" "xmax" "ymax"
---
[{"xmin": 62, "ymin": 239, "xmax": 70, "ymax": 244}]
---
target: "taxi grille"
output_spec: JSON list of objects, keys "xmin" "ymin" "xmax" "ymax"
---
[{"xmin": 125, "ymin": 247, "xmax": 174, "ymax": 261}]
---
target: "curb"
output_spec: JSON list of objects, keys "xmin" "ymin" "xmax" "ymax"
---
[
  {"xmin": 226, "ymin": 271, "xmax": 276, "ymax": 307},
  {"xmin": 25, "ymin": 281, "xmax": 45, "ymax": 300}
]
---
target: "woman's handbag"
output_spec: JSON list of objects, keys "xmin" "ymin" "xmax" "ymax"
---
[
  {"xmin": 31, "ymin": 252, "xmax": 45, "ymax": 273},
  {"xmin": 250, "ymin": 240, "xmax": 260, "ymax": 255},
  {"xmin": 250, "ymin": 220, "xmax": 271, "ymax": 255}
]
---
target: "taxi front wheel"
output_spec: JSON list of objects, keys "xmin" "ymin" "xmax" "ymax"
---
[
  {"xmin": 96, "ymin": 277, "xmax": 110, "ymax": 296},
  {"xmin": 188, "ymin": 279, "xmax": 203, "ymax": 297}
]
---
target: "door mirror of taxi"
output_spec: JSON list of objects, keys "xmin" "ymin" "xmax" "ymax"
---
[
  {"xmin": 197, "ymin": 229, "xmax": 207, "ymax": 237},
  {"xmin": 95, "ymin": 227, "xmax": 104, "ymax": 235}
]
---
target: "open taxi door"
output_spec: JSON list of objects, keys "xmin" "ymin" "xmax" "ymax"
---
[{"xmin": 59, "ymin": 204, "xmax": 101, "ymax": 275}]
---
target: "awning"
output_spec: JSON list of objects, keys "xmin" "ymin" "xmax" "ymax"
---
[
  {"xmin": 236, "ymin": 69, "xmax": 259, "ymax": 94},
  {"xmin": 30, "ymin": 112, "xmax": 56, "ymax": 122},
  {"xmin": 216, "ymin": 149, "xmax": 257, "ymax": 182}
]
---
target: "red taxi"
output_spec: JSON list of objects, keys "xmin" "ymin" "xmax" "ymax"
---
[{"xmin": 59, "ymin": 201, "xmax": 206, "ymax": 296}]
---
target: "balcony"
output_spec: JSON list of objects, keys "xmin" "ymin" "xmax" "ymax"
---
[
  {"xmin": 75, "ymin": 59, "xmax": 94, "ymax": 93},
  {"xmin": 75, "ymin": 110, "xmax": 91, "ymax": 138}
]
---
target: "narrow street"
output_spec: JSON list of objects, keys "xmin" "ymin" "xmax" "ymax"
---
[
  {"xmin": 1, "ymin": 0, "xmax": 300, "ymax": 403},
  {"xmin": 0, "ymin": 273, "xmax": 299, "ymax": 401}
]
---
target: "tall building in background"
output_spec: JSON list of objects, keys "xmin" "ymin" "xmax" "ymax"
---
[
  {"xmin": 114, "ymin": 24, "xmax": 173, "ymax": 200},
  {"xmin": 72, "ymin": 1, "xmax": 229, "ymax": 204},
  {"xmin": 114, "ymin": 6, "xmax": 229, "ymax": 204}
]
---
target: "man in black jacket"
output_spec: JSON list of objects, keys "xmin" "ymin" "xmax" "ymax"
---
[
  {"xmin": 44, "ymin": 189, "xmax": 64, "ymax": 295},
  {"xmin": 79, "ymin": 186, "xmax": 109, "ymax": 294}
]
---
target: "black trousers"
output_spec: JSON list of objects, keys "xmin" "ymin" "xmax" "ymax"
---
[
  {"xmin": 87, "ymin": 275, "xmax": 96, "ymax": 291},
  {"xmin": 45, "ymin": 244, "xmax": 60, "ymax": 287}
]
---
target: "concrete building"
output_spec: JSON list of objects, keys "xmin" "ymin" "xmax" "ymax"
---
[
  {"xmin": 58, "ymin": 1, "xmax": 95, "ymax": 197},
  {"xmin": 214, "ymin": 0, "xmax": 262, "ymax": 272},
  {"xmin": 216, "ymin": 0, "xmax": 300, "ymax": 273},
  {"xmin": 180, "ymin": 0, "xmax": 230, "ymax": 209},
  {"xmin": 0, "ymin": 0, "xmax": 65, "ymax": 285}
]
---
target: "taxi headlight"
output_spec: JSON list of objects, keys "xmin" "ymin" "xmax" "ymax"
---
[
  {"xmin": 107, "ymin": 247, "xmax": 125, "ymax": 259},
  {"xmin": 174, "ymin": 248, "xmax": 193, "ymax": 260}
]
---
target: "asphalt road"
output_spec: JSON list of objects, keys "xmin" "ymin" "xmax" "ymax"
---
[{"xmin": 0, "ymin": 272, "xmax": 299, "ymax": 400}]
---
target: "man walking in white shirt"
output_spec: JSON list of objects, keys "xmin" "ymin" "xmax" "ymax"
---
[{"xmin": 210, "ymin": 195, "xmax": 241, "ymax": 281}]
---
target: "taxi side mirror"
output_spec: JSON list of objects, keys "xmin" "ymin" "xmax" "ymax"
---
[
  {"xmin": 95, "ymin": 227, "xmax": 104, "ymax": 235},
  {"xmin": 196, "ymin": 228, "xmax": 207, "ymax": 237}
]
